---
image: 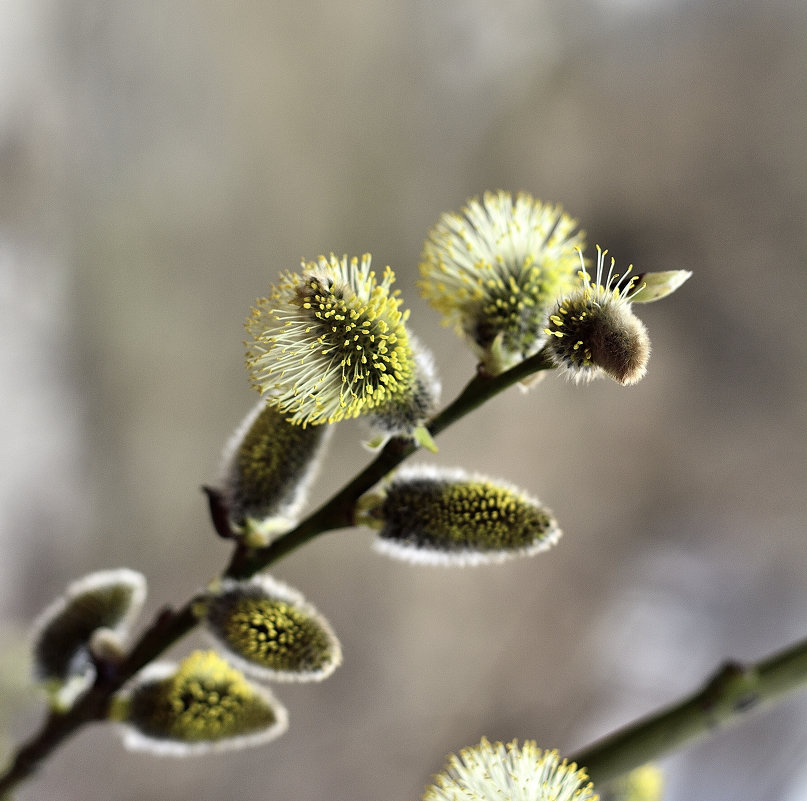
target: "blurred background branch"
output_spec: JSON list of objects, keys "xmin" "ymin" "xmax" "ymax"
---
[{"xmin": 573, "ymin": 634, "xmax": 807, "ymax": 786}]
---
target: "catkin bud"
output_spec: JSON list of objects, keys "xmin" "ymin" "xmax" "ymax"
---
[
  {"xmin": 114, "ymin": 650, "xmax": 288, "ymax": 756},
  {"xmin": 245, "ymin": 253, "xmax": 440, "ymax": 434},
  {"xmin": 601, "ymin": 764, "xmax": 664, "ymax": 801},
  {"xmin": 419, "ymin": 191, "xmax": 585, "ymax": 375},
  {"xmin": 366, "ymin": 333, "xmax": 440, "ymax": 436},
  {"xmin": 200, "ymin": 576, "xmax": 341, "ymax": 682},
  {"xmin": 218, "ymin": 401, "xmax": 332, "ymax": 544},
  {"xmin": 544, "ymin": 247, "xmax": 651, "ymax": 385},
  {"xmin": 31, "ymin": 568, "xmax": 146, "ymax": 707},
  {"xmin": 366, "ymin": 466, "xmax": 561, "ymax": 566},
  {"xmin": 422, "ymin": 738, "xmax": 598, "ymax": 801}
]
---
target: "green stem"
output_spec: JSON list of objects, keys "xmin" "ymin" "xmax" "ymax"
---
[
  {"xmin": 0, "ymin": 351, "xmax": 551, "ymax": 798},
  {"xmin": 570, "ymin": 635, "xmax": 807, "ymax": 785}
]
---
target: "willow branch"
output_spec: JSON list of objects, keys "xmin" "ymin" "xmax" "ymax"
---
[
  {"xmin": 0, "ymin": 350, "xmax": 552, "ymax": 798},
  {"xmin": 570, "ymin": 634, "xmax": 807, "ymax": 785},
  {"xmin": 0, "ymin": 600, "xmax": 199, "ymax": 799}
]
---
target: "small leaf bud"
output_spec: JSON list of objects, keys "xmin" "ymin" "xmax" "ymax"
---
[
  {"xmin": 623, "ymin": 269, "xmax": 692, "ymax": 304},
  {"xmin": 201, "ymin": 576, "xmax": 341, "ymax": 682},
  {"xmin": 368, "ymin": 466, "xmax": 561, "ymax": 566},
  {"xmin": 115, "ymin": 650, "xmax": 288, "ymax": 756}
]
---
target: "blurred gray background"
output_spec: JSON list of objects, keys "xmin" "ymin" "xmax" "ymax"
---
[{"xmin": 1, "ymin": 2, "xmax": 805, "ymax": 800}]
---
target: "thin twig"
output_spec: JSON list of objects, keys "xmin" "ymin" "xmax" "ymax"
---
[{"xmin": 570, "ymin": 635, "xmax": 807, "ymax": 785}]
